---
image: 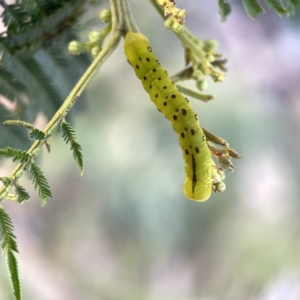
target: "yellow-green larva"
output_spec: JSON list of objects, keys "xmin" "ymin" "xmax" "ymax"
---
[{"xmin": 124, "ymin": 32, "xmax": 212, "ymax": 201}]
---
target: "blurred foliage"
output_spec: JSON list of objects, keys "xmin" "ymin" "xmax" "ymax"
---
[
  {"xmin": 218, "ymin": 0, "xmax": 300, "ymax": 21},
  {"xmin": 0, "ymin": 0, "xmax": 100, "ymax": 150},
  {"xmin": 0, "ymin": 207, "xmax": 20, "ymax": 300}
]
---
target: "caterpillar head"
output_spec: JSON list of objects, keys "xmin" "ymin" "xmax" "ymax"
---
[{"xmin": 124, "ymin": 32, "xmax": 149, "ymax": 54}]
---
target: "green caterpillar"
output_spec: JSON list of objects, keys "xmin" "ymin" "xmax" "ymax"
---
[{"xmin": 124, "ymin": 32, "xmax": 214, "ymax": 201}]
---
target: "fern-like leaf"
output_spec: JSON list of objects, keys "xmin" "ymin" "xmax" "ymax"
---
[
  {"xmin": 29, "ymin": 162, "xmax": 53, "ymax": 206},
  {"xmin": 218, "ymin": 0, "xmax": 232, "ymax": 22},
  {"xmin": 1, "ymin": 1, "xmax": 82, "ymax": 50},
  {"xmin": 0, "ymin": 67, "xmax": 27, "ymax": 101},
  {"xmin": 242, "ymin": 0, "xmax": 265, "ymax": 18},
  {"xmin": 21, "ymin": 57, "xmax": 65, "ymax": 110},
  {"xmin": 15, "ymin": 184, "xmax": 30, "ymax": 204},
  {"xmin": 280, "ymin": 0, "xmax": 300, "ymax": 14},
  {"xmin": 7, "ymin": 251, "xmax": 21, "ymax": 300},
  {"xmin": 0, "ymin": 208, "xmax": 18, "ymax": 254},
  {"xmin": 0, "ymin": 47, "xmax": 56, "ymax": 119},
  {"xmin": 0, "ymin": 147, "xmax": 30, "ymax": 163},
  {"xmin": 0, "ymin": 207, "xmax": 21, "ymax": 300},
  {"xmin": 1, "ymin": 2, "xmax": 31, "ymax": 32},
  {"xmin": 265, "ymin": 0, "xmax": 288, "ymax": 16},
  {"xmin": 0, "ymin": 177, "xmax": 12, "ymax": 186},
  {"xmin": 29, "ymin": 128, "xmax": 46, "ymax": 141},
  {"xmin": 61, "ymin": 121, "xmax": 84, "ymax": 175}
]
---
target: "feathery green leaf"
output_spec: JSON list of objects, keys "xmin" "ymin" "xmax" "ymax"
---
[
  {"xmin": 0, "ymin": 67, "xmax": 27, "ymax": 101},
  {"xmin": 0, "ymin": 177, "xmax": 12, "ymax": 186},
  {"xmin": 1, "ymin": 3, "xmax": 31, "ymax": 32},
  {"xmin": 1, "ymin": 1, "xmax": 82, "ymax": 50},
  {"xmin": 281, "ymin": 0, "xmax": 300, "ymax": 14},
  {"xmin": 15, "ymin": 185, "xmax": 30, "ymax": 204},
  {"xmin": 29, "ymin": 128, "xmax": 46, "ymax": 141},
  {"xmin": 218, "ymin": 0, "xmax": 232, "ymax": 22},
  {"xmin": 61, "ymin": 121, "xmax": 84, "ymax": 175},
  {"xmin": 0, "ymin": 207, "xmax": 21, "ymax": 300},
  {"xmin": 242, "ymin": 0, "xmax": 265, "ymax": 18},
  {"xmin": 29, "ymin": 162, "xmax": 53, "ymax": 206},
  {"xmin": 0, "ymin": 147, "xmax": 30, "ymax": 163},
  {"xmin": 265, "ymin": 0, "xmax": 288, "ymax": 16},
  {"xmin": 0, "ymin": 208, "xmax": 18, "ymax": 254},
  {"xmin": 0, "ymin": 47, "xmax": 57, "ymax": 119},
  {"xmin": 7, "ymin": 251, "xmax": 21, "ymax": 300},
  {"xmin": 0, "ymin": 0, "xmax": 92, "ymax": 149}
]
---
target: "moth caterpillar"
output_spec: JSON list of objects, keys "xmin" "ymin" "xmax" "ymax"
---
[{"xmin": 124, "ymin": 32, "xmax": 214, "ymax": 201}]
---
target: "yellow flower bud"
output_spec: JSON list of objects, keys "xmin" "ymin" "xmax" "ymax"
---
[
  {"xmin": 164, "ymin": 17, "xmax": 173, "ymax": 29},
  {"xmin": 32, "ymin": 148, "xmax": 40, "ymax": 157},
  {"xmin": 88, "ymin": 30, "xmax": 102, "ymax": 43},
  {"xmin": 216, "ymin": 181, "xmax": 226, "ymax": 192},
  {"xmin": 68, "ymin": 41, "xmax": 82, "ymax": 55},
  {"xmin": 196, "ymin": 80, "xmax": 208, "ymax": 91},
  {"xmin": 203, "ymin": 39, "xmax": 219, "ymax": 53},
  {"xmin": 16, "ymin": 170, "xmax": 23, "ymax": 179},
  {"xmin": 91, "ymin": 46, "xmax": 101, "ymax": 58},
  {"xmin": 176, "ymin": 9, "xmax": 186, "ymax": 24},
  {"xmin": 206, "ymin": 55, "xmax": 215, "ymax": 62},
  {"xmin": 172, "ymin": 22, "xmax": 184, "ymax": 33},
  {"xmin": 192, "ymin": 70, "xmax": 204, "ymax": 82},
  {"xmin": 99, "ymin": 9, "xmax": 111, "ymax": 23}
]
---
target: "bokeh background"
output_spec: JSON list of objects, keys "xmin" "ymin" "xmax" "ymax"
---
[{"xmin": 1, "ymin": 0, "xmax": 300, "ymax": 299}]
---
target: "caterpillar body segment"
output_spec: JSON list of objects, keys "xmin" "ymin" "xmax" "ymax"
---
[{"xmin": 124, "ymin": 32, "xmax": 213, "ymax": 201}]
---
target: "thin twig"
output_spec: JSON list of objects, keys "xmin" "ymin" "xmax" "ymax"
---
[{"xmin": 0, "ymin": 0, "xmax": 123, "ymax": 200}]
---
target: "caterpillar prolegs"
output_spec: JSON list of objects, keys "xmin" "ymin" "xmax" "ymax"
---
[{"xmin": 124, "ymin": 32, "xmax": 223, "ymax": 201}]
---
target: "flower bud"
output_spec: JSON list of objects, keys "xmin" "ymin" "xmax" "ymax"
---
[
  {"xmin": 196, "ymin": 80, "xmax": 208, "ymax": 91},
  {"xmin": 192, "ymin": 70, "xmax": 203, "ymax": 82},
  {"xmin": 203, "ymin": 39, "xmax": 218, "ymax": 53},
  {"xmin": 99, "ymin": 9, "xmax": 111, "ymax": 23},
  {"xmin": 91, "ymin": 46, "xmax": 101, "ymax": 58},
  {"xmin": 206, "ymin": 55, "xmax": 215, "ymax": 62},
  {"xmin": 88, "ymin": 30, "xmax": 102, "ymax": 43},
  {"xmin": 68, "ymin": 41, "xmax": 82, "ymax": 55},
  {"xmin": 32, "ymin": 148, "xmax": 40, "ymax": 157},
  {"xmin": 164, "ymin": 17, "xmax": 173, "ymax": 29},
  {"xmin": 16, "ymin": 170, "xmax": 23, "ymax": 179},
  {"xmin": 172, "ymin": 22, "xmax": 184, "ymax": 33},
  {"xmin": 216, "ymin": 182, "xmax": 226, "ymax": 193},
  {"xmin": 176, "ymin": 9, "xmax": 186, "ymax": 24}
]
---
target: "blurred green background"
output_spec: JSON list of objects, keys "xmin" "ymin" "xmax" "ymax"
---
[{"xmin": 1, "ymin": 0, "xmax": 300, "ymax": 299}]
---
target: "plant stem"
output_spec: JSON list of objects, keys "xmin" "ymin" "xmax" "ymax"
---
[
  {"xmin": 119, "ymin": 0, "xmax": 139, "ymax": 33},
  {"xmin": 176, "ymin": 85, "xmax": 214, "ymax": 102},
  {"xmin": 149, "ymin": 0, "xmax": 225, "ymax": 81},
  {"xmin": 149, "ymin": 0, "xmax": 204, "ymax": 57},
  {"xmin": 0, "ymin": 0, "xmax": 142, "ymax": 201},
  {"xmin": 0, "ymin": 0, "xmax": 123, "ymax": 201}
]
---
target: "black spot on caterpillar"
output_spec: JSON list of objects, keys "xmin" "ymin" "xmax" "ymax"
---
[{"xmin": 124, "ymin": 32, "xmax": 212, "ymax": 201}]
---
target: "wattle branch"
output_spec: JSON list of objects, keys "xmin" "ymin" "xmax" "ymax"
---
[
  {"xmin": 0, "ymin": 0, "xmax": 139, "ymax": 299},
  {"xmin": 0, "ymin": 0, "xmax": 124, "ymax": 204}
]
